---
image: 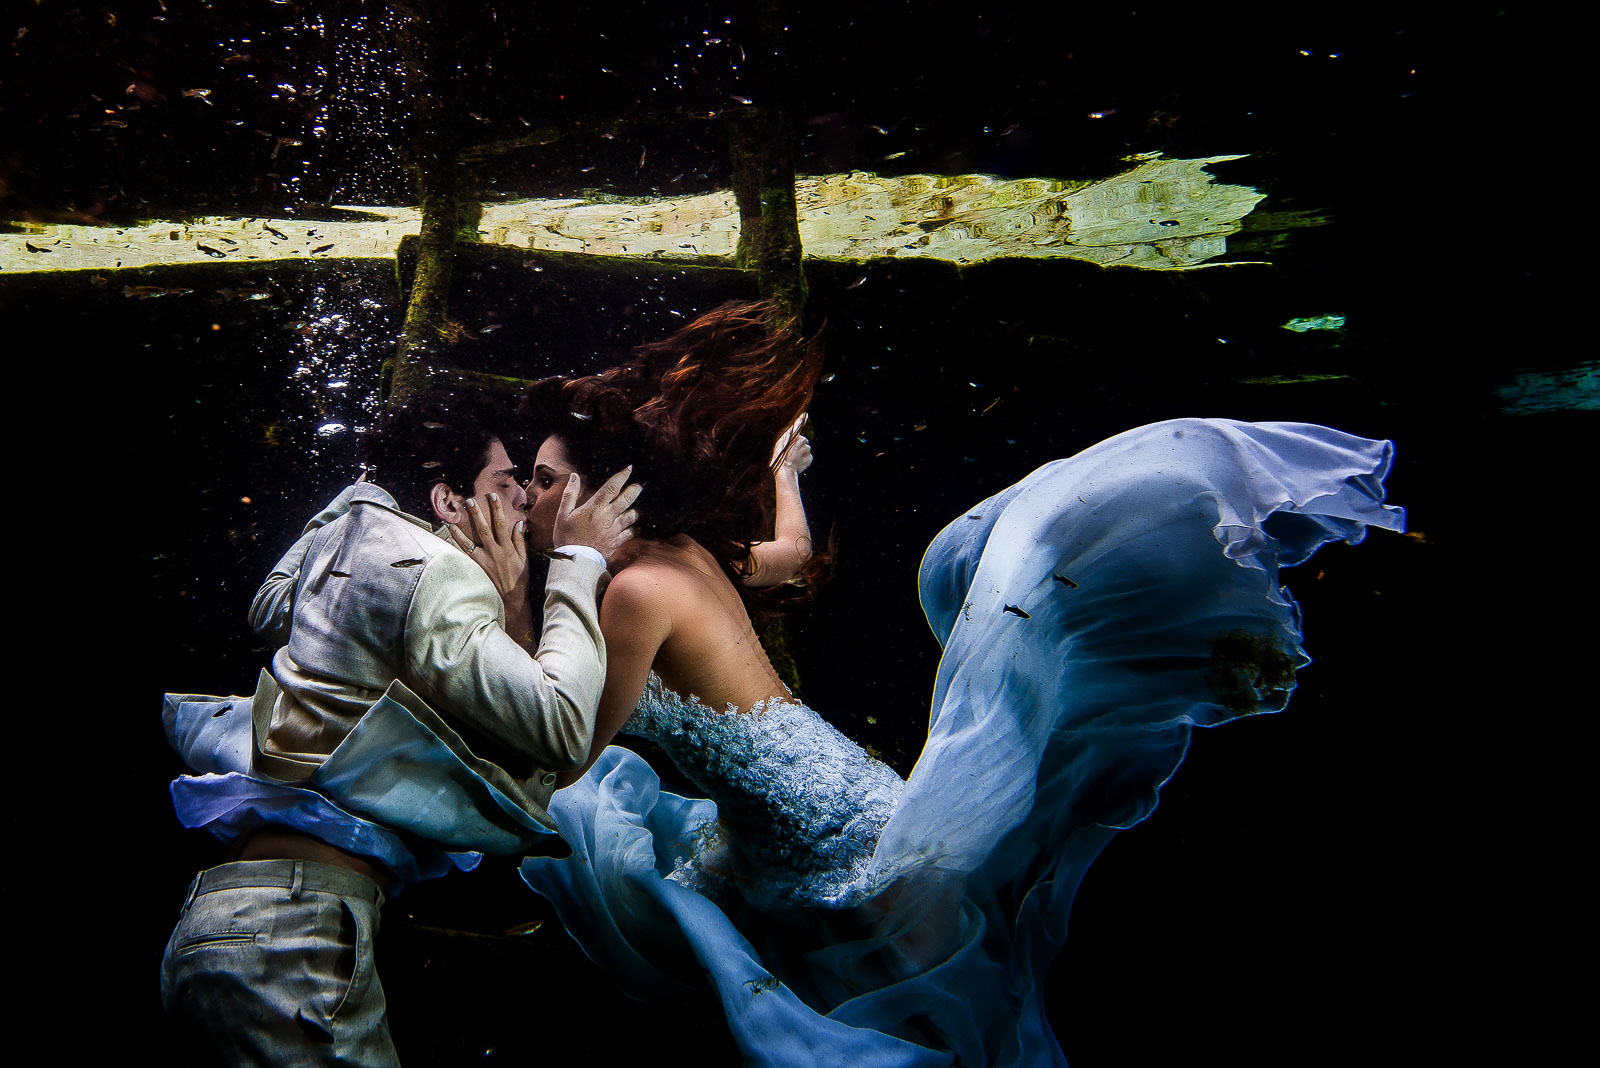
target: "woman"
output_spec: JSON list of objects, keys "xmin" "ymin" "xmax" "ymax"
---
[{"xmin": 469, "ymin": 301, "xmax": 1405, "ymax": 1066}]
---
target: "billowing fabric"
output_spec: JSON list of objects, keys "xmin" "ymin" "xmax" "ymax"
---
[
  {"xmin": 161, "ymin": 860, "xmax": 396, "ymax": 1068},
  {"xmin": 165, "ymin": 673, "xmax": 577, "ymax": 887},
  {"xmin": 519, "ymin": 419, "xmax": 1404, "ymax": 1066}
]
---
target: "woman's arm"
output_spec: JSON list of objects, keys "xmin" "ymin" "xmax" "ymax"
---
[
  {"xmin": 744, "ymin": 415, "xmax": 814, "ymax": 588},
  {"xmin": 553, "ymin": 566, "xmax": 674, "ymax": 788}
]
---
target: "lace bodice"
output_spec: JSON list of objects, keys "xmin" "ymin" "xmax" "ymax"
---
[{"xmin": 622, "ymin": 674, "xmax": 905, "ymax": 910}]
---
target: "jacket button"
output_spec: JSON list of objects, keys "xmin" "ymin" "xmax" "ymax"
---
[{"xmin": 541, "ymin": 772, "xmax": 557, "ymax": 787}]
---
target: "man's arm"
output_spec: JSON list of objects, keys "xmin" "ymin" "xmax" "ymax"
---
[
  {"xmin": 404, "ymin": 551, "xmax": 607, "ymax": 770},
  {"xmin": 248, "ymin": 483, "xmax": 362, "ymax": 642},
  {"xmin": 409, "ymin": 467, "xmax": 642, "ymax": 770}
]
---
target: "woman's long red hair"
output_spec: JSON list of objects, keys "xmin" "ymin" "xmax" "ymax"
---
[{"xmin": 521, "ymin": 300, "xmax": 829, "ymax": 608}]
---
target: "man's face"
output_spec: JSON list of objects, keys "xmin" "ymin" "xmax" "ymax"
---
[{"xmin": 471, "ymin": 438, "xmax": 529, "ymax": 520}]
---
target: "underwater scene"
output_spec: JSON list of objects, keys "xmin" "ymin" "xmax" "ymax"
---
[{"xmin": 2, "ymin": 3, "xmax": 1577, "ymax": 1065}]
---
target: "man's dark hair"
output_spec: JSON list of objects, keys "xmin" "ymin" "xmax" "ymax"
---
[{"xmin": 363, "ymin": 387, "xmax": 516, "ymax": 519}]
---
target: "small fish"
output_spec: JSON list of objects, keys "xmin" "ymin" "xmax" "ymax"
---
[
  {"xmin": 389, "ymin": 558, "xmax": 426, "ymax": 569},
  {"xmin": 24, "ymin": 241, "xmax": 51, "ymax": 253},
  {"xmin": 503, "ymin": 920, "xmax": 543, "ymax": 937},
  {"xmin": 422, "ymin": 421, "xmax": 446, "ymax": 428},
  {"xmin": 311, "ymin": 243, "xmax": 335, "ymax": 254},
  {"xmin": 1235, "ymin": 373, "xmax": 1352, "ymax": 387},
  {"xmin": 1053, "ymin": 574, "xmax": 1078, "ymax": 589},
  {"xmin": 217, "ymin": 287, "xmax": 273, "ymax": 301},
  {"xmin": 262, "ymin": 224, "xmax": 288, "ymax": 239},
  {"xmin": 197, "ymin": 243, "xmax": 227, "ymax": 257},
  {"xmin": 743, "ymin": 975, "xmax": 780, "ymax": 995},
  {"xmin": 421, "ymin": 460, "xmax": 443, "ymax": 468},
  {"xmin": 1003, "ymin": 604, "xmax": 1031, "ymax": 619},
  {"xmin": 1401, "ymin": 531, "xmax": 1432, "ymax": 544},
  {"xmin": 846, "ymin": 276, "xmax": 867, "ymax": 289},
  {"xmin": 182, "ymin": 88, "xmax": 213, "ymax": 105}
]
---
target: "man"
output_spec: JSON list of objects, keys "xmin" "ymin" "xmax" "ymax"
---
[{"xmin": 160, "ymin": 387, "xmax": 639, "ymax": 1067}]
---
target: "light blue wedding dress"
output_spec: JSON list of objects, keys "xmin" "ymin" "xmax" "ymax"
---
[{"xmin": 519, "ymin": 418, "xmax": 1405, "ymax": 1066}]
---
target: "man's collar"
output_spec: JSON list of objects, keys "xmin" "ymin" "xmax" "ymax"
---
[{"xmin": 349, "ymin": 482, "xmax": 439, "ymax": 534}]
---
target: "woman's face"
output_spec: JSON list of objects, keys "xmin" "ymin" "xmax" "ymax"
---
[{"xmin": 525, "ymin": 435, "xmax": 583, "ymax": 550}]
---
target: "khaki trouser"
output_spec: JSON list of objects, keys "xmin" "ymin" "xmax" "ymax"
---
[{"xmin": 161, "ymin": 859, "xmax": 397, "ymax": 1067}]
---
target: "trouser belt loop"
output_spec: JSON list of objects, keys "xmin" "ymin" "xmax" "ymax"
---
[
  {"xmin": 289, "ymin": 859, "xmax": 305, "ymax": 900},
  {"xmin": 182, "ymin": 872, "xmax": 202, "ymax": 911}
]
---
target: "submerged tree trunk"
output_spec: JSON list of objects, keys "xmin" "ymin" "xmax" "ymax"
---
[
  {"xmin": 728, "ymin": 3, "xmax": 806, "ymax": 323},
  {"xmin": 389, "ymin": 0, "xmax": 470, "ymax": 404},
  {"xmin": 729, "ymin": 107, "xmax": 806, "ymax": 323}
]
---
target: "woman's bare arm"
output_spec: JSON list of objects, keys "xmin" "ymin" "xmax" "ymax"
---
[
  {"xmin": 744, "ymin": 415, "xmax": 814, "ymax": 588},
  {"xmin": 553, "ymin": 566, "xmax": 674, "ymax": 788}
]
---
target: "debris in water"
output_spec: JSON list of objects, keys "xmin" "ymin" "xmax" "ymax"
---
[
  {"xmin": 311, "ymin": 243, "xmax": 335, "ymax": 254},
  {"xmin": 1281, "ymin": 314, "xmax": 1346, "ymax": 333},
  {"xmin": 123, "ymin": 285, "xmax": 193, "ymax": 299}
]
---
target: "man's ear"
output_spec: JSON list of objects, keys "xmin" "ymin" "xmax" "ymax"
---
[{"xmin": 429, "ymin": 482, "xmax": 466, "ymax": 525}]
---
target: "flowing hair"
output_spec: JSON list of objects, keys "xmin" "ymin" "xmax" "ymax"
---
[{"xmin": 520, "ymin": 300, "xmax": 831, "ymax": 611}]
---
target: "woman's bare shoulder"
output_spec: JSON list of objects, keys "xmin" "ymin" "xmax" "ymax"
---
[{"xmin": 604, "ymin": 546, "xmax": 702, "ymax": 615}]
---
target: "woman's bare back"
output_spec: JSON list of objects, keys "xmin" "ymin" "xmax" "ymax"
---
[{"xmin": 623, "ymin": 536, "xmax": 790, "ymax": 714}]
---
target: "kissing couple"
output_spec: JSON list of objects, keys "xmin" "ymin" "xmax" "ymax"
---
[{"xmin": 160, "ymin": 300, "xmax": 1404, "ymax": 1066}]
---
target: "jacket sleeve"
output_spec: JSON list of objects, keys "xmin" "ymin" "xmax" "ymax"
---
[
  {"xmin": 248, "ymin": 484, "xmax": 362, "ymax": 643},
  {"xmin": 402, "ymin": 551, "xmax": 607, "ymax": 770}
]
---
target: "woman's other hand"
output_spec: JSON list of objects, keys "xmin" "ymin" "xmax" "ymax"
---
[
  {"xmin": 772, "ymin": 414, "xmax": 813, "ymax": 476},
  {"xmin": 553, "ymin": 468, "xmax": 643, "ymax": 563},
  {"xmin": 449, "ymin": 493, "xmax": 531, "ymax": 604}
]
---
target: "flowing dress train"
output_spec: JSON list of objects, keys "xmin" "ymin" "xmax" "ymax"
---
[{"xmin": 519, "ymin": 418, "xmax": 1405, "ymax": 1066}]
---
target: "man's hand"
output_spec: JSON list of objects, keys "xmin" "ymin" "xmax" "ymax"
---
[{"xmin": 553, "ymin": 468, "xmax": 642, "ymax": 563}]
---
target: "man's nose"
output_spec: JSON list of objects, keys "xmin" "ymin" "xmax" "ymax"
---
[{"xmin": 511, "ymin": 481, "xmax": 530, "ymax": 513}]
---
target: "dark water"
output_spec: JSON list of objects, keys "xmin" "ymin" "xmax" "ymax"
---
[{"xmin": 3, "ymin": 4, "xmax": 1575, "ymax": 1064}]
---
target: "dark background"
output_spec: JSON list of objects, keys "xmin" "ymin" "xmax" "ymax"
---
[{"xmin": 2, "ymin": 2, "xmax": 1575, "ymax": 1064}]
